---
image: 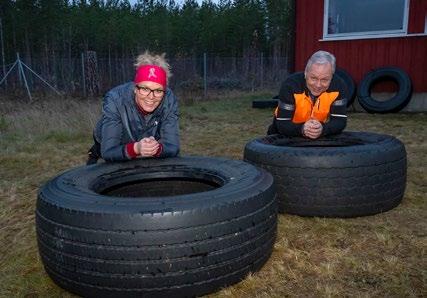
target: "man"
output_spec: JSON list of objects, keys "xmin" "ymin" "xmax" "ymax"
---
[
  {"xmin": 268, "ymin": 50, "xmax": 347, "ymax": 139},
  {"xmin": 87, "ymin": 51, "xmax": 179, "ymax": 164}
]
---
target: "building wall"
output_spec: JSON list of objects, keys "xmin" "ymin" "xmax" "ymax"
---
[{"xmin": 294, "ymin": 0, "xmax": 427, "ymax": 92}]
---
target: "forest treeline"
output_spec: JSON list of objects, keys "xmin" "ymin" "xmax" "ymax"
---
[
  {"xmin": 0, "ymin": 0, "xmax": 294, "ymax": 95},
  {"xmin": 1, "ymin": 0, "xmax": 294, "ymax": 62}
]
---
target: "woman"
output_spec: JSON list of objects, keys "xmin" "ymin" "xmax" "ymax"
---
[{"xmin": 87, "ymin": 52, "xmax": 179, "ymax": 164}]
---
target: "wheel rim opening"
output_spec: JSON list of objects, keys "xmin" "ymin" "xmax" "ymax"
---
[
  {"xmin": 369, "ymin": 77, "xmax": 399, "ymax": 102},
  {"xmin": 93, "ymin": 171, "xmax": 224, "ymax": 198},
  {"xmin": 269, "ymin": 139, "xmax": 366, "ymax": 147}
]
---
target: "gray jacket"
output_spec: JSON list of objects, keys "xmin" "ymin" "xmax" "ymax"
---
[{"xmin": 94, "ymin": 82, "xmax": 180, "ymax": 162}]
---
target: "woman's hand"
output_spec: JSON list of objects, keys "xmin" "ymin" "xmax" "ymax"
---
[{"xmin": 134, "ymin": 137, "xmax": 160, "ymax": 157}]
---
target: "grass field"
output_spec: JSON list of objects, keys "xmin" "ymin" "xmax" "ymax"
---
[{"xmin": 0, "ymin": 93, "xmax": 425, "ymax": 297}]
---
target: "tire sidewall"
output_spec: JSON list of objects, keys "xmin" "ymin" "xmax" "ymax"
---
[
  {"xmin": 244, "ymin": 131, "xmax": 404, "ymax": 168},
  {"xmin": 38, "ymin": 156, "xmax": 275, "ymax": 229},
  {"xmin": 357, "ymin": 67, "xmax": 412, "ymax": 113},
  {"xmin": 244, "ymin": 132, "xmax": 407, "ymax": 217},
  {"xmin": 335, "ymin": 68, "xmax": 356, "ymax": 107}
]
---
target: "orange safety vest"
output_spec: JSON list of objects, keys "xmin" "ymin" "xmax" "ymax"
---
[{"xmin": 291, "ymin": 91, "xmax": 339, "ymax": 123}]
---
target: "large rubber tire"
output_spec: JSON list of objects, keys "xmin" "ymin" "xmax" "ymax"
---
[
  {"xmin": 244, "ymin": 132, "xmax": 406, "ymax": 217},
  {"xmin": 357, "ymin": 67, "xmax": 412, "ymax": 113},
  {"xmin": 335, "ymin": 68, "xmax": 356, "ymax": 107},
  {"xmin": 36, "ymin": 156, "xmax": 277, "ymax": 297},
  {"xmin": 252, "ymin": 95, "xmax": 279, "ymax": 109}
]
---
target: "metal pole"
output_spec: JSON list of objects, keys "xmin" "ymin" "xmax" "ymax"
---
[
  {"xmin": 203, "ymin": 53, "xmax": 207, "ymax": 97},
  {"xmin": 17, "ymin": 53, "xmax": 32, "ymax": 102},
  {"xmin": 17, "ymin": 53, "xmax": 22, "ymax": 86},
  {"xmin": 0, "ymin": 17, "xmax": 6, "ymax": 88},
  {"xmin": 108, "ymin": 46, "xmax": 112, "ymax": 86},
  {"xmin": 260, "ymin": 52, "xmax": 264, "ymax": 89},
  {"xmin": 81, "ymin": 52, "xmax": 86, "ymax": 97},
  {"xmin": 21, "ymin": 60, "xmax": 61, "ymax": 95},
  {"xmin": 0, "ymin": 60, "xmax": 17, "ymax": 86}
]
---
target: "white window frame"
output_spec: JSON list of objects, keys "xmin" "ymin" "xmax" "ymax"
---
[{"xmin": 322, "ymin": 0, "xmax": 410, "ymax": 41}]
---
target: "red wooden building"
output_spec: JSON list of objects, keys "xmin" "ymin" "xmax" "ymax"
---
[{"xmin": 294, "ymin": 0, "xmax": 427, "ymax": 109}]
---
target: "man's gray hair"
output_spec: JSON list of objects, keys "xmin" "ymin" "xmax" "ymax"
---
[{"xmin": 305, "ymin": 50, "xmax": 336, "ymax": 74}]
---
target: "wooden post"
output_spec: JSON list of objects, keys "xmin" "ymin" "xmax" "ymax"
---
[{"xmin": 84, "ymin": 51, "xmax": 99, "ymax": 96}]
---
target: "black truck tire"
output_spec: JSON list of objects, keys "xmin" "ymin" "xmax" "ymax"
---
[
  {"xmin": 244, "ymin": 132, "xmax": 406, "ymax": 217},
  {"xmin": 335, "ymin": 68, "xmax": 356, "ymax": 107},
  {"xmin": 36, "ymin": 156, "xmax": 277, "ymax": 297},
  {"xmin": 252, "ymin": 95, "xmax": 278, "ymax": 109},
  {"xmin": 357, "ymin": 67, "xmax": 412, "ymax": 113}
]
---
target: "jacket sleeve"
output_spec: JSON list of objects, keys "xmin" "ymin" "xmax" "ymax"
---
[
  {"xmin": 321, "ymin": 80, "xmax": 348, "ymax": 136},
  {"xmin": 273, "ymin": 80, "xmax": 304, "ymax": 137},
  {"xmin": 100, "ymin": 93, "xmax": 130, "ymax": 162},
  {"xmin": 158, "ymin": 90, "xmax": 180, "ymax": 157}
]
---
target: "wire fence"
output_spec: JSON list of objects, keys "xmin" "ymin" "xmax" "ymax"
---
[{"xmin": 0, "ymin": 53, "xmax": 290, "ymax": 98}]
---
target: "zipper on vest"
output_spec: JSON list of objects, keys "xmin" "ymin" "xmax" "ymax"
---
[{"xmin": 310, "ymin": 97, "xmax": 321, "ymax": 118}]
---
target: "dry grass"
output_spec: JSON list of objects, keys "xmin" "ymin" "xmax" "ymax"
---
[{"xmin": 0, "ymin": 94, "xmax": 425, "ymax": 297}]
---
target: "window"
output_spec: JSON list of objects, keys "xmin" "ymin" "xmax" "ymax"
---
[{"xmin": 324, "ymin": 0, "xmax": 409, "ymax": 40}]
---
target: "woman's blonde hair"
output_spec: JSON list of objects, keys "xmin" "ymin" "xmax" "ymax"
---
[{"xmin": 134, "ymin": 51, "xmax": 172, "ymax": 83}]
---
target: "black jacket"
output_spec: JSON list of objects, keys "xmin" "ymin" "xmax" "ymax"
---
[{"xmin": 268, "ymin": 72, "xmax": 348, "ymax": 136}]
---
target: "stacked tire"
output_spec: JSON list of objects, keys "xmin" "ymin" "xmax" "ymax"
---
[
  {"xmin": 335, "ymin": 68, "xmax": 357, "ymax": 107},
  {"xmin": 244, "ymin": 132, "xmax": 407, "ymax": 217}
]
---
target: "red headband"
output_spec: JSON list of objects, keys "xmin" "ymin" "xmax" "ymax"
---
[{"xmin": 134, "ymin": 65, "xmax": 167, "ymax": 88}]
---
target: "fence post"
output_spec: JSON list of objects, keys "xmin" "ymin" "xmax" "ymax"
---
[
  {"xmin": 260, "ymin": 52, "xmax": 264, "ymax": 89},
  {"xmin": 17, "ymin": 53, "xmax": 32, "ymax": 102},
  {"xmin": 17, "ymin": 53, "xmax": 22, "ymax": 85},
  {"xmin": 81, "ymin": 52, "xmax": 86, "ymax": 97},
  {"xmin": 108, "ymin": 46, "xmax": 112, "ymax": 86},
  {"xmin": 203, "ymin": 53, "xmax": 207, "ymax": 98},
  {"xmin": 0, "ymin": 17, "xmax": 6, "ymax": 88},
  {"xmin": 84, "ymin": 50, "xmax": 100, "ymax": 96}
]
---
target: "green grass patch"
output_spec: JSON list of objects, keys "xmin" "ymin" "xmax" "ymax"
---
[
  {"xmin": 41, "ymin": 130, "xmax": 89, "ymax": 143},
  {"xmin": 0, "ymin": 116, "xmax": 8, "ymax": 131},
  {"xmin": 0, "ymin": 94, "xmax": 425, "ymax": 297}
]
